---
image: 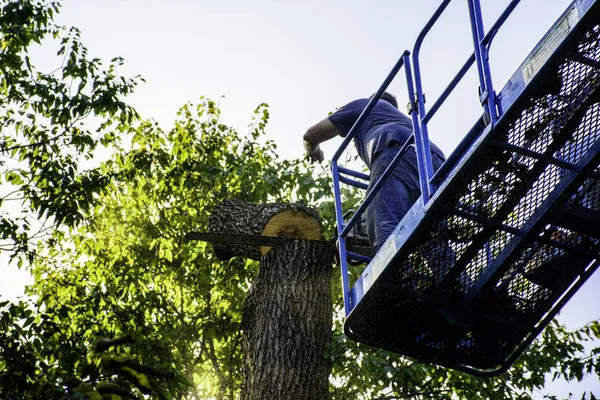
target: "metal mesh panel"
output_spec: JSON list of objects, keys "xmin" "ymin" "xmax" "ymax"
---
[
  {"xmin": 462, "ymin": 229, "xmax": 515, "ymax": 289},
  {"xmin": 398, "ymin": 252, "xmax": 435, "ymax": 291},
  {"xmin": 579, "ymin": 168, "xmax": 600, "ymax": 208},
  {"xmin": 457, "ymin": 160, "xmax": 521, "ymax": 221},
  {"xmin": 345, "ymin": 14, "xmax": 600, "ymax": 374},
  {"xmin": 566, "ymin": 105, "xmax": 600, "ymax": 209},
  {"xmin": 398, "ymin": 19, "xmax": 600, "ymax": 362},
  {"xmin": 509, "ymin": 163, "xmax": 564, "ymax": 228}
]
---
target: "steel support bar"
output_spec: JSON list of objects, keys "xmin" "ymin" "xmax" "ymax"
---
[
  {"xmin": 347, "ymin": 251, "xmax": 373, "ymax": 264},
  {"xmin": 549, "ymin": 202, "xmax": 600, "ymax": 238},
  {"xmin": 453, "ymin": 208, "xmax": 525, "ymax": 237},
  {"xmin": 542, "ymin": 237, "xmax": 599, "ymax": 258},
  {"xmin": 332, "ymin": 161, "xmax": 352, "ymax": 314},
  {"xmin": 564, "ymin": 50, "xmax": 600, "ymax": 70},
  {"xmin": 468, "ymin": 0, "xmax": 499, "ymax": 125},
  {"xmin": 338, "ymin": 166, "xmax": 370, "ymax": 181},
  {"xmin": 340, "ymin": 175, "xmax": 369, "ymax": 190},
  {"xmin": 490, "ymin": 140, "xmax": 577, "ymax": 170},
  {"xmin": 404, "ymin": 53, "xmax": 435, "ymax": 203}
]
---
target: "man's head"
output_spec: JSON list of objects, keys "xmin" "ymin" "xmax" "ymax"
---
[{"xmin": 370, "ymin": 91, "xmax": 398, "ymax": 109}]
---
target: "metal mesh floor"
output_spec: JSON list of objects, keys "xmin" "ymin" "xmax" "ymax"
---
[{"xmin": 345, "ymin": 11, "xmax": 600, "ymax": 375}]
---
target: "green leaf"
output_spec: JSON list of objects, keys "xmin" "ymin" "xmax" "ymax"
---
[{"xmin": 591, "ymin": 322, "xmax": 600, "ymax": 339}]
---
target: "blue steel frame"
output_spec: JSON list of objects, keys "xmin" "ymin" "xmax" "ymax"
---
[{"xmin": 332, "ymin": 0, "xmax": 524, "ymax": 316}]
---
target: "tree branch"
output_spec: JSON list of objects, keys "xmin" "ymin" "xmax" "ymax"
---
[
  {"xmin": 0, "ymin": 109, "xmax": 94, "ymax": 156},
  {"xmin": 202, "ymin": 338, "xmax": 228, "ymax": 398}
]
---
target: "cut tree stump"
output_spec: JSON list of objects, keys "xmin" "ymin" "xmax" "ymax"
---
[
  {"xmin": 207, "ymin": 198, "xmax": 335, "ymax": 400},
  {"xmin": 241, "ymin": 240, "xmax": 334, "ymax": 400},
  {"xmin": 208, "ymin": 198, "xmax": 324, "ymax": 260}
]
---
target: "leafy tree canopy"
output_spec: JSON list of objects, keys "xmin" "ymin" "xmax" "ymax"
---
[
  {"xmin": 0, "ymin": 0, "xmax": 139, "ymax": 261},
  {"xmin": 0, "ymin": 1, "xmax": 598, "ymax": 399}
]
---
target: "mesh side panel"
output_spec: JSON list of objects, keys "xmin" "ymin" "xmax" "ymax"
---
[
  {"xmin": 456, "ymin": 159, "xmax": 521, "ymax": 221},
  {"xmin": 509, "ymin": 163, "xmax": 565, "ymax": 229},
  {"xmin": 579, "ymin": 168, "xmax": 600, "ymax": 208},
  {"xmin": 398, "ymin": 252, "xmax": 435, "ymax": 291},
  {"xmin": 567, "ymin": 105, "xmax": 600, "ymax": 209},
  {"xmin": 396, "ymin": 20, "xmax": 600, "ymax": 362},
  {"xmin": 346, "ymin": 15, "xmax": 600, "ymax": 373},
  {"xmin": 561, "ymin": 107, "xmax": 600, "ymax": 165}
]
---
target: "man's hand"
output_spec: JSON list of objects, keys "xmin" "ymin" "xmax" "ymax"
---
[
  {"xmin": 306, "ymin": 146, "xmax": 324, "ymax": 163},
  {"xmin": 303, "ymin": 118, "xmax": 339, "ymax": 164}
]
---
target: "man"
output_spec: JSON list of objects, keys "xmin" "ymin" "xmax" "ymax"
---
[{"xmin": 303, "ymin": 92, "xmax": 447, "ymax": 252}]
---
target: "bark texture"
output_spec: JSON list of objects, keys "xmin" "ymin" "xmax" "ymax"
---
[
  {"xmin": 208, "ymin": 199, "xmax": 335, "ymax": 399},
  {"xmin": 241, "ymin": 240, "xmax": 335, "ymax": 400},
  {"xmin": 208, "ymin": 199, "xmax": 323, "ymax": 261}
]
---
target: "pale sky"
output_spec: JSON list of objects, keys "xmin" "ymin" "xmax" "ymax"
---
[{"xmin": 1, "ymin": 0, "xmax": 599, "ymax": 396}]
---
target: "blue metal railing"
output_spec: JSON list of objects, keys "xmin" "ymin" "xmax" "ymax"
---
[
  {"xmin": 412, "ymin": 0, "xmax": 522, "ymax": 150},
  {"xmin": 332, "ymin": 0, "xmax": 525, "ymax": 315},
  {"xmin": 332, "ymin": 52, "xmax": 416, "ymax": 313}
]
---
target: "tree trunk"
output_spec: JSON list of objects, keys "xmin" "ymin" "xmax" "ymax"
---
[
  {"xmin": 208, "ymin": 199, "xmax": 323, "ymax": 261},
  {"xmin": 207, "ymin": 199, "xmax": 335, "ymax": 400},
  {"xmin": 241, "ymin": 240, "xmax": 335, "ymax": 400}
]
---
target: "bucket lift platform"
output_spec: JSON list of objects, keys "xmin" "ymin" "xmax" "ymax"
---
[{"xmin": 332, "ymin": 0, "xmax": 600, "ymax": 376}]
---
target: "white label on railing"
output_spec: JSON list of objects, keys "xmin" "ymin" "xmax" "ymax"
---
[
  {"xmin": 522, "ymin": 5, "xmax": 580, "ymax": 84},
  {"xmin": 361, "ymin": 225, "xmax": 401, "ymax": 297},
  {"xmin": 362, "ymin": 265, "xmax": 373, "ymax": 294},
  {"xmin": 372, "ymin": 236, "xmax": 396, "ymax": 279}
]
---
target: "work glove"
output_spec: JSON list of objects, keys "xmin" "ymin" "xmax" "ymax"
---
[{"xmin": 306, "ymin": 147, "xmax": 324, "ymax": 163}]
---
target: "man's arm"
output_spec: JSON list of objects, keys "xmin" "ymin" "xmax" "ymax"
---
[{"xmin": 303, "ymin": 118, "xmax": 340, "ymax": 162}]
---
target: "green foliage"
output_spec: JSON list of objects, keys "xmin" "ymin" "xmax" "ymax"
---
[
  {"xmin": 0, "ymin": 0, "xmax": 141, "ymax": 261},
  {"xmin": 9, "ymin": 95, "xmax": 598, "ymax": 399},
  {"xmin": 327, "ymin": 313, "xmax": 599, "ymax": 400},
  {"xmin": 0, "ymin": 2, "xmax": 598, "ymax": 399},
  {"xmin": 6, "ymin": 97, "xmax": 332, "ymax": 398},
  {"xmin": 0, "ymin": 301, "xmax": 186, "ymax": 399}
]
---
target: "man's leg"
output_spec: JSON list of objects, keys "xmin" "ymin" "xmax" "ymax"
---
[{"xmin": 367, "ymin": 147, "xmax": 420, "ymax": 253}]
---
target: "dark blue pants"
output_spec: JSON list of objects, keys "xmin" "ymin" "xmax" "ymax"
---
[{"xmin": 366, "ymin": 145, "xmax": 445, "ymax": 252}]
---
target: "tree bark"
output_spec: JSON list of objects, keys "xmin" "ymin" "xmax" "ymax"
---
[
  {"xmin": 208, "ymin": 199, "xmax": 323, "ymax": 261},
  {"xmin": 207, "ymin": 199, "xmax": 335, "ymax": 400},
  {"xmin": 241, "ymin": 240, "xmax": 335, "ymax": 400}
]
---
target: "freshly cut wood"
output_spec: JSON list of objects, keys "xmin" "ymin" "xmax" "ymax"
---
[
  {"xmin": 208, "ymin": 198, "xmax": 335, "ymax": 399},
  {"xmin": 208, "ymin": 199, "xmax": 323, "ymax": 260}
]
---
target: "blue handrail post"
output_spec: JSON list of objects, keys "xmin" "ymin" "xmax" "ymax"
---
[
  {"xmin": 410, "ymin": 0, "xmax": 453, "ymax": 202},
  {"xmin": 403, "ymin": 53, "xmax": 435, "ymax": 203},
  {"xmin": 467, "ymin": 0, "xmax": 500, "ymax": 126},
  {"xmin": 331, "ymin": 53, "xmax": 409, "ymax": 316},
  {"xmin": 331, "ymin": 0, "xmax": 524, "ymax": 318},
  {"xmin": 331, "ymin": 160, "xmax": 353, "ymax": 315}
]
